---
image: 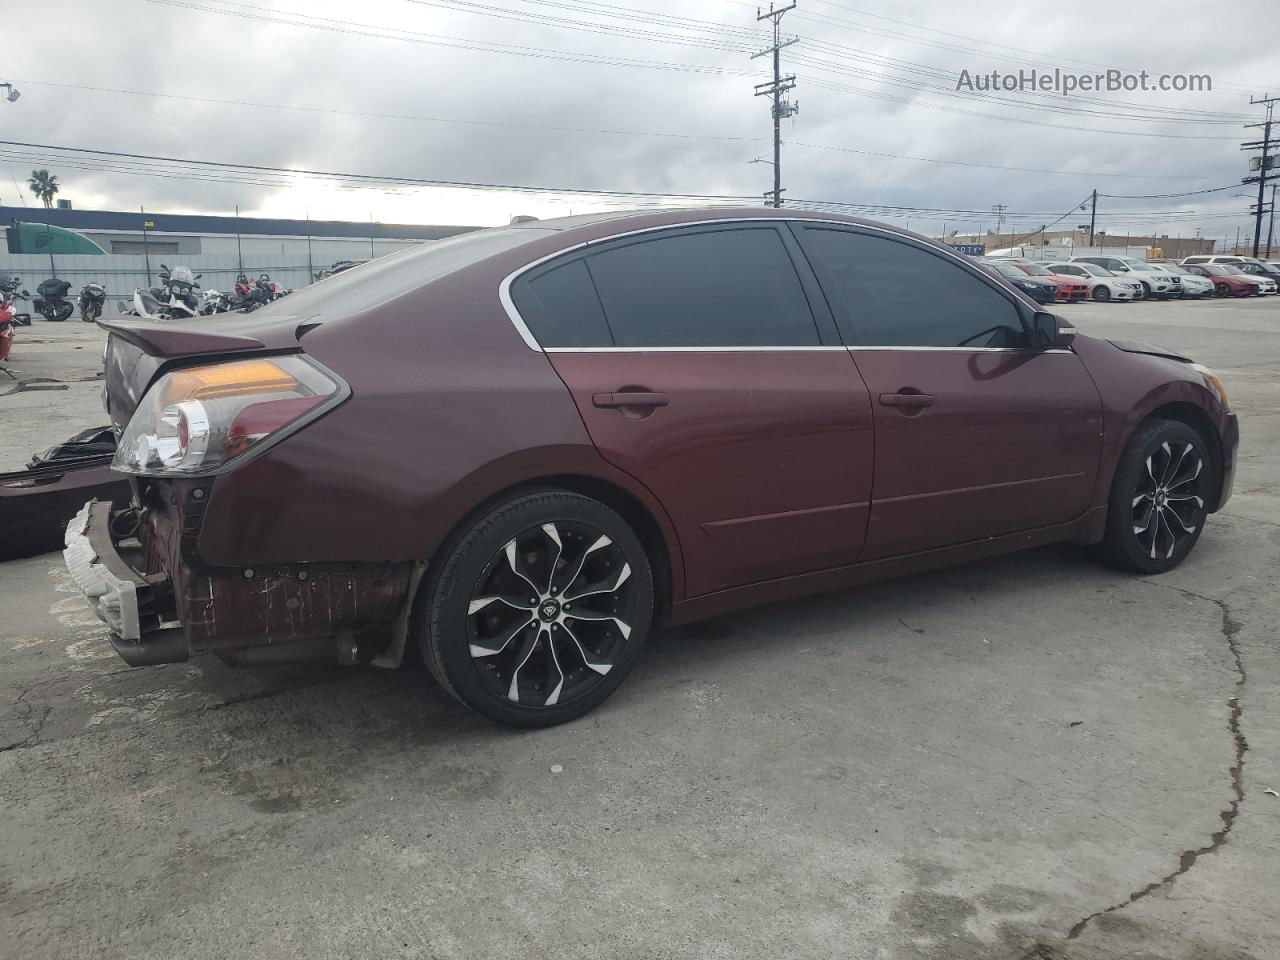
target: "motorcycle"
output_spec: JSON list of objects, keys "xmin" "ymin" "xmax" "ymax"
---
[
  {"xmin": 200, "ymin": 288, "xmax": 233, "ymax": 314},
  {"xmin": 0, "ymin": 276, "xmax": 31, "ymax": 326},
  {"xmin": 33, "ymin": 278, "xmax": 74, "ymax": 322},
  {"xmin": 78, "ymin": 282, "xmax": 106, "ymax": 322},
  {"xmin": 128, "ymin": 263, "xmax": 202, "ymax": 320},
  {"xmin": 0, "ymin": 298, "xmax": 15, "ymax": 362}
]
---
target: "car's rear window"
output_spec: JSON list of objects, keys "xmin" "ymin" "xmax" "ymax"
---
[{"xmin": 276, "ymin": 226, "xmax": 556, "ymax": 317}]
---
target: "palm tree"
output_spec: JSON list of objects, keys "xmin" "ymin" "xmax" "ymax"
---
[{"xmin": 27, "ymin": 169, "xmax": 60, "ymax": 208}]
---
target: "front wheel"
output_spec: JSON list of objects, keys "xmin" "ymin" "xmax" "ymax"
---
[
  {"xmin": 1094, "ymin": 419, "xmax": 1212, "ymax": 574},
  {"xmin": 417, "ymin": 490, "xmax": 654, "ymax": 727},
  {"xmin": 1093, "ymin": 285, "xmax": 1112, "ymax": 302}
]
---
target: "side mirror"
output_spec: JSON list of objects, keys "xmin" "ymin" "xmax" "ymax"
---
[{"xmin": 1030, "ymin": 311, "xmax": 1075, "ymax": 350}]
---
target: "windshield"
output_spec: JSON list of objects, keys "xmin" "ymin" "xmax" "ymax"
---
[
  {"xmin": 1074, "ymin": 263, "xmax": 1111, "ymax": 277},
  {"xmin": 1122, "ymin": 260, "xmax": 1160, "ymax": 273},
  {"xmin": 1201, "ymin": 265, "xmax": 1229, "ymax": 276},
  {"xmin": 1161, "ymin": 264, "xmax": 1192, "ymax": 276},
  {"xmin": 1018, "ymin": 263, "xmax": 1054, "ymax": 276},
  {"xmin": 1222, "ymin": 266, "xmax": 1249, "ymax": 276},
  {"xmin": 987, "ymin": 262, "xmax": 1028, "ymax": 279}
]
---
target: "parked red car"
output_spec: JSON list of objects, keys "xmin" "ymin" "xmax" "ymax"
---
[
  {"xmin": 1006, "ymin": 261, "xmax": 1090, "ymax": 302},
  {"xmin": 1184, "ymin": 263, "xmax": 1259, "ymax": 297},
  {"xmin": 66, "ymin": 208, "xmax": 1238, "ymax": 727}
]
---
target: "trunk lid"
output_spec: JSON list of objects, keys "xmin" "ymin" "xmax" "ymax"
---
[{"xmin": 99, "ymin": 311, "xmax": 312, "ymax": 431}]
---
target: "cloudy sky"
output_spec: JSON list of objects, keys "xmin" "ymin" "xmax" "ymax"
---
[{"xmin": 4, "ymin": 0, "xmax": 1277, "ymax": 245}]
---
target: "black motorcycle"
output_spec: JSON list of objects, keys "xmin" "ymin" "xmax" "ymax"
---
[
  {"xmin": 33, "ymin": 278, "xmax": 74, "ymax": 322},
  {"xmin": 78, "ymin": 282, "xmax": 106, "ymax": 322}
]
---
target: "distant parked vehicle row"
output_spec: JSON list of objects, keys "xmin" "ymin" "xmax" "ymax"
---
[{"xmin": 979, "ymin": 252, "xmax": 1280, "ymax": 303}]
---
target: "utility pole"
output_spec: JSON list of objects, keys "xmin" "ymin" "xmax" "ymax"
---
[
  {"xmin": 1087, "ymin": 190, "xmax": 1098, "ymax": 246},
  {"xmin": 752, "ymin": 3, "xmax": 797, "ymax": 208},
  {"xmin": 991, "ymin": 203, "xmax": 1007, "ymax": 239},
  {"xmin": 1242, "ymin": 94, "xmax": 1279, "ymax": 257},
  {"xmin": 1268, "ymin": 184, "xmax": 1277, "ymax": 258},
  {"xmin": 234, "ymin": 204, "xmax": 244, "ymax": 278},
  {"xmin": 140, "ymin": 206, "xmax": 152, "ymax": 286}
]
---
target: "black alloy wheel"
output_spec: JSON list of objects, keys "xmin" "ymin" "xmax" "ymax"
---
[
  {"xmin": 418, "ymin": 490, "xmax": 653, "ymax": 727},
  {"xmin": 1095, "ymin": 419, "xmax": 1212, "ymax": 574}
]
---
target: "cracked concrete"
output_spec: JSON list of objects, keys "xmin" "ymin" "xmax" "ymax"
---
[{"xmin": 2, "ymin": 299, "xmax": 1278, "ymax": 959}]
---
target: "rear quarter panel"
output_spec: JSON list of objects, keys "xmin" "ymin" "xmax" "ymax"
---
[{"xmin": 192, "ymin": 257, "xmax": 686, "ymax": 595}]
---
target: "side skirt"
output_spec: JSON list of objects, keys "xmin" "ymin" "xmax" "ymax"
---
[{"xmin": 668, "ymin": 506, "xmax": 1108, "ymax": 626}]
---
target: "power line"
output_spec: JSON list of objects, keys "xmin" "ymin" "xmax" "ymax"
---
[
  {"xmin": 13, "ymin": 78, "xmax": 1232, "ymax": 181},
  {"xmin": 147, "ymin": 0, "xmax": 1245, "ymax": 140}
]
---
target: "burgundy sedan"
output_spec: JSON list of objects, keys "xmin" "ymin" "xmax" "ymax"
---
[{"xmin": 66, "ymin": 208, "xmax": 1238, "ymax": 727}]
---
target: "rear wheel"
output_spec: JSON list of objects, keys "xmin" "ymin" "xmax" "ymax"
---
[
  {"xmin": 417, "ymin": 490, "xmax": 654, "ymax": 727},
  {"xmin": 1094, "ymin": 419, "xmax": 1212, "ymax": 574},
  {"xmin": 1093, "ymin": 285, "xmax": 1112, "ymax": 302}
]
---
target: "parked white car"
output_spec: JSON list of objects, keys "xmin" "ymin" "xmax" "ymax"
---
[
  {"xmin": 1070, "ymin": 256, "xmax": 1180, "ymax": 298},
  {"xmin": 1046, "ymin": 262, "xmax": 1140, "ymax": 302},
  {"xmin": 1152, "ymin": 263, "xmax": 1215, "ymax": 298}
]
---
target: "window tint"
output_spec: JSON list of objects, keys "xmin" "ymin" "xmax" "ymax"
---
[
  {"xmin": 800, "ymin": 228, "xmax": 1027, "ymax": 348},
  {"xmin": 584, "ymin": 227, "xmax": 820, "ymax": 347},
  {"xmin": 513, "ymin": 258, "xmax": 612, "ymax": 347}
]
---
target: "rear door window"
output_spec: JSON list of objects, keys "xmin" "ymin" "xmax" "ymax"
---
[
  {"xmin": 796, "ymin": 227, "xmax": 1027, "ymax": 348},
  {"xmin": 583, "ymin": 226, "xmax": 822, "ymax": 347},
  {"xmin": 511, "ymin": 258, "xmax": 612, "ymax": 347}
]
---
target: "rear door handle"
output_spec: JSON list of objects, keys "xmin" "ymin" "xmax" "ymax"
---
[
  {"xmin": 592, "ymin": 391, "xmax": 669, "ymax": 409},
  {"xmin": 878, "ymin": 392, "xmax": 935, "ymax": 408}
]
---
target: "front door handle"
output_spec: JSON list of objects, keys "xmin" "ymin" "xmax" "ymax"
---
[
  {"xmin": 592, "ymin": 391, "xmax": 670, "ymax": 409},
  {"xmin": 879, "ymin": 392, "xmax": 935, "ymax": 408}
]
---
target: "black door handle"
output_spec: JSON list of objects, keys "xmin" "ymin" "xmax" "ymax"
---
[
  {"xmin": 879, "ymin": 392, "xmax": 935, "ymax": 408},
  {"xmin": 592, "ymin": 391, "xmax": 669, "ymax": 409}
]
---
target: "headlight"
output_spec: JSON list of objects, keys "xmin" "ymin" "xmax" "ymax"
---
[
  {"xmin": 1191, "ymin": 363, "xmax": 1229, "ymax": 412},
  {"xmin": 114, "ymin": 356, "xmax": 343, "ymax": 476}
]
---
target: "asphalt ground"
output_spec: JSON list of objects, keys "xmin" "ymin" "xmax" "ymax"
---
[{"xmin": 2, "ymin": 296, "xmax": 1278, "ymax": 959}]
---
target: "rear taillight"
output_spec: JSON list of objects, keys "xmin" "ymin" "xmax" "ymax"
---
[{"xmin": 114, "ymin": 355, "xmax": 343, "ymax": 476}]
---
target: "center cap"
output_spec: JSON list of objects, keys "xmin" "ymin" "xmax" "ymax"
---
[{"xmin": 538, "ymin": 598, "xmax": 561, "ymax": 622}]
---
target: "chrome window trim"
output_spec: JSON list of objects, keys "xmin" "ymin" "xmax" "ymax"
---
[
  {"xmin": 498, "ymin": 215, "xmax": 1023, "ymax": 353},
  {"xmin": 544, "ymin": 346, "xmax": 1075, "ymax": 355}
]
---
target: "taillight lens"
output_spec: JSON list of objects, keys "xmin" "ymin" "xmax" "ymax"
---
[{"xmin": 114, "ymin": 355, "xmax": 342, "ymax": 476}]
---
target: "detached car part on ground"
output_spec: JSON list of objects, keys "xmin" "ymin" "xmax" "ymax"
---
[
  {"xmin": 1, "ymin": 427, "xmax": 130, "ymax": 562},
  {"xmin": 65, "ymin": 209, "xmax": 1238, "ymax": 728}
]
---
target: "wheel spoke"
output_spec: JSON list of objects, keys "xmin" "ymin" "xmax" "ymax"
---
[
  {"xmin": 470, "ymin": 616, "xmax": 535, "ymax": 658},
  {"xmin": 561, "ymin": 621, "xmax": 613, "ymax": 676},
  {"xmin": 544, "ymin": 627, "xmax": 567, "ymax": 706},
  {"xmin": 468, "ymin": 594, "xmax": 535, "ymax": 615},
  {"xmin": 504, "ymin": 539, "xmax": 542, "ymax": 601},
  {"xmin": 1164, "ymin": 501, "xmax": 1198, "ymax": 534},
  {"xmin": 565, "ymin": 610, "xmax": 632, "ymax": 640},
  {"xmin": 1167, "ymin": 457, "xmax": 1203, "ymax": 491},
  {"xmin": 541, "ymin": 523, "xmax": 563, "ymax": 595},
  {"xmin": 506, "ymin": 626, "xmax": 545, "ymax": 702},
  {"xmin": 553, "ymin": 533, "xmax": 612, "ymax": 596},
  {"xmin": 1144, "ymin": 454, "xmax": 1158, "ymax": 486},
  {"xmin": 564, "ymin": 562, "xmax": 631, "ymax": 603},
  {"xmin": 1133, "ymin": 500, "xmax": 1156, "ymax": 536}
]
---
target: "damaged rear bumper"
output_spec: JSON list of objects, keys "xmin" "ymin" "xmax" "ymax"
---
[
  {"xmin": 63, "ymin": 498, "xmax": 418, "ymax": 668},
  {"xmin": 63, "ymin": 500, "xmax": 186, "ymax": 665}
]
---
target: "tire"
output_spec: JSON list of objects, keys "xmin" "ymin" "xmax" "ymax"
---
[
  {"xmin": 1139, "ymin": 281, "xmax": 1152, "ymax": 299},
  {"xmin": 1093, "ymin": 285, "xmax": 1112, "ymax": 302},
  {"xmin": 1215, "ymin": 283, "xmax": 1229, "ymax": 297},
  {"xmin": 1093, "ymin": 419, "xmax": 1213, "ymax": 574},
  {"xmin": 416, "ymin": 490, "xmax": 654, "ymax": 727}
]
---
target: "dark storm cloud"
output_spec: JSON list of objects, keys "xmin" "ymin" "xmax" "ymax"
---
[{"xmin": 5, "ymin": 0, "xmax": 1276, "ymax": 240}]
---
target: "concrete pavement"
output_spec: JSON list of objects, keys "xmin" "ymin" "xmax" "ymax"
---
[{"xmin": 1, "ymin": 297, "xmax": 1277, "ymax": 959}]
